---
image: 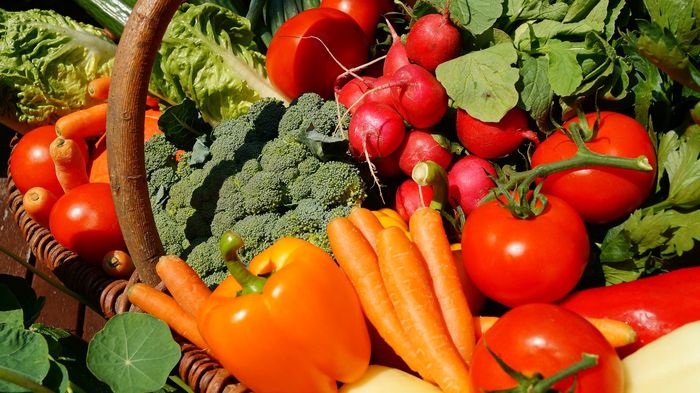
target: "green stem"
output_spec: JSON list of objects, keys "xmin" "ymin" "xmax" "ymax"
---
[
  {"xmin": 69, "ymin": 381, "xmax": 89, "ymax": 393},
  {"xmin": 641, "ymin": 198, "xmax": 674, "ymax": 215},
  {"xmin": 0, "ymin": 246, "xmax": 104, "ymax": 318},
  {"xmin": 534, "ymin": 353, "xmax": 598, "ymax": 393},
  {"xmin": 412, "ymin": 161, "xmax": 448, "ymax": 212},
  {"xmin": 219, "ymin": 231, "xmax": 266, "ymax": 296},
  {"xmin": 0, "ymin": 365, "xmax": 55, "ymax": 393}
]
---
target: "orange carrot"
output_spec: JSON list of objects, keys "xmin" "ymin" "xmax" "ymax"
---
[
  {"xmin": 474, "ymin": 316, "xmax": 637, "ymax": 348},
  {"xmin": 22, "ymin": 186, "xmax": 57, "ymax": 227},
  {"xmin": 410, "ymin": 207, "xmax": 476, "ymax": 364},
  {"xmin": 327, "ymin": 217, "xmax": 429, "ymax": 379},
  {"xmin": 156, "ymin": 255, "xmax": 211, "ymax": 318},
  {"xmin": 87, "ymin": 76, "xmax": 111, "ymax": 100},
  {"xmin": 55, "ymin": 103, "xmax": 108, "ymax": 139},
  {"xmin": 376, "ymin": 226, "xmax": 473, "ymax": 393},
  {"xmin": 49, "ymin": 137, "xmax": 89, "ymax": 193},
  {"xmin": 127, "ymin": 283, "xmax": 209, "ymax": 350},
  {"xmin": 348, "ymin": 207, "xmax": 385, "ymax": 252}
]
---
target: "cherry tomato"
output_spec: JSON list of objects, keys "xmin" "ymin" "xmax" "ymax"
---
[
  {"xmin": 266, "ymin": 7, "xmax": 368, "ymax": 100},
  {"xmin": 102, "ymin": 250, "xmax": 135, "ymax": 278},
  {"xmin": 49, "ymin": 182, "xmax": 127, "ymax": 264},
  {"xmin": 461, "ymin": 195, "xmax": 589, "ymax": 307},
  {"xmin": 530, "ymin": 111, "xmax": 657, "ymax": 224},
  {"xmin": 10, "ymin": 125, "xmax": 88, "ymax": 197},
  {"xmin": 471, "ymin": 303, "xmax": 624, "ymax": 393},
  {"xmin": 320, "ymin": 0, "xmax": 394, "ymax": 41}
]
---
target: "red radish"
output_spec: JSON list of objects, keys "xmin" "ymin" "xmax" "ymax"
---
[
  {"xmin": 405, "ymin": 3, "xmax": 462, "ymax": 72},
  {"xmin": 391, "ymin": 64, "xmax": 448, "ymax": 129},
  {"xmin": 446, "ymin": 155, "xmax": 497, "ymax": 215},
  {"xmin": 348, "ymin": 103, "xmax": 406, "ymax": 160},
  {"xmin": 456, "ymin": 107, "xmax": 539, "ymax": 159},
  {"xmin": 383, "ymin": 19, "xmax": 411, "ymax": 76},
  {"xmin": 374, "ymin": 151, "xmax": 402, "ymax": 178},
  {"xmin": 396, "ymin": 129, "xmax": 453, "ymax": 176},
  {"xmin": 365, "ymin": 75, "xmax": 396, "ymax": 107},
  {"xmin": 395, "ymin": 179, "xmax": 433, "ymax": 222},
  {"xmin": 337, "ymin": 76, "xmax": 375, "ymax": 114}
]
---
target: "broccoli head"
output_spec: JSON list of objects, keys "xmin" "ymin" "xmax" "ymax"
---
[
  {"xmin": 259, "ymin": 138, "xmax": 311, "ymax": 174},
  {"xmin": 232, "ymin": 212, "xmax": 281, "ymax": 264},
  {"xmin": 307, "ymin": 161, "xmax": 367, "ymax": 207},
  {"xmin": 241, "ymin": 171, "xmax": 288, "ymax": 215},
  {"xmin": 185, "ymin": 236, "xmax": 227, "ymax": 288},
  {"xmin": 277, "ymin": 93, "xmax": 347, "ymax": 142},
  {"xmin": 144, "ymin": 134, "xmax": 178, "ymax": 176}
]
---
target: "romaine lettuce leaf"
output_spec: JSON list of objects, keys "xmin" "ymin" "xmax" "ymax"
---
[{"xmin": 0, "ymin": 8, "xmax": 115, "ymax": 133}]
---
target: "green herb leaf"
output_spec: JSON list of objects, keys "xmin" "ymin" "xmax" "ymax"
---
[
  {"xmin": 158, "ymin": 98, "xmax": 212, "ymax": 150},
  {"xmin": 546, "ymin": 39, "xmax": 583, "ymax": 96},
  {"xmin": 0, "ymin": 275, "xmax": 44, "ymax": 327},
  {"xmin": 519, "ymin": 54, "xmax": 553, "ymax": 130},
  {"xmin": 86, "ymin": 313, "xmax": 181, "ymax": 393},
  {"xmin": 420, "ymin": 0, "xmax": 504, "ymax": 35},
  {"xmin": 0, "ymin": 323, "xmax": 50, "ymax": 392},
  {"xmin": 661, "ymin": 127, "xmax": 700, "ymax": 209},
  {"xmin": 436, "ymin": 42, "xmax": 520, "ymax": 122},
  {"xmin": 505, "ymin": 0, "xmax": 569, "ymax": 23}
]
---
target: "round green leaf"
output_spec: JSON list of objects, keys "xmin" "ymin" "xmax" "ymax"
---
[
  {"xmin": 0, "ymin": 324, "xmax": 50, "ymax": 392},
  {"xmin": 86, "ymin": 313, "xmax": 182, "ymax": 393}
]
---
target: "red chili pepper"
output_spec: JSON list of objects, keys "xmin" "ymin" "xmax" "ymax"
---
[{"xmin": 558, "ymin": 266, "xmax": 700, "ymax": 356}]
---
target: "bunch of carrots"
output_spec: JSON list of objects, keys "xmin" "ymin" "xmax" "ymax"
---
[{"xmin": 327, "ymin": 207, "xmax": 637, "ymax": 393}]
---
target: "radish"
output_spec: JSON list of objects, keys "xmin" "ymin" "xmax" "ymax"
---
[
  {"xmin": 374, "ymin": 151, "xmax": 402, "ymax": 178},
  {"xmin": 391, "ymin": 64, "xmax": 448, "ymax": 129},
  {"xmin": 456, "ymin": 107, "xmax": 539, "ymax": 159},
  {"xmin": 394, "ymin": 179, "xmax": 433, "ymax": 222},
  {"xmin": 396, "ymin": 129, "xmax": 453, "ymax": 176},
  {"xmin": 337, "ymin": 76, "xmax": 375, "ymax": 114},
  {"xmin": 446, "ymin": 155, "xmax": 497, "ymax": 215},
  {"xmin": 365, "ymin": 75, "xmax": 396, "ymax": 107},
  {"xmin": 383, "ymin": 19, "xmax": 411, "ymax": 76},
  {"xmin": 405, "ymin": 2, "xmax": 462, "ymax": 72},
  {"xmin": 348, "ymin": 102, "xmax": 406, "ymax": 160}
]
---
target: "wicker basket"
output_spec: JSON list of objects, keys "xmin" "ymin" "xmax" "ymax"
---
[{"xmin": 5, "ymin": 0, "xmax": 251, "ymax": 391}]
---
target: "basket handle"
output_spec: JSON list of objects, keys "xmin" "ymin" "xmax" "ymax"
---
[{"xmin": 106, "ymin": 0, "xmax": 183, "ymax": 286}]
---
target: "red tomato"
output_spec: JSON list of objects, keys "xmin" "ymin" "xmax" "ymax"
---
[
  {"xmin": 461, "ymin": 195, "xmax": 588, "ymax": 307},
  {"xmin": 266, "ymin": 7, "xmax": 369, "ymax": 100},
  {"xmin": 49, "ymin": 183, "xmax": 127, "ymax": 264},
  {"xmin": 471, "ymin": 303, "xmax": 624, "ymax": 393},
  {"xmin": 320, "ymin": 0, "xmax": 394, "ymax": 41},
  {"xmin": 10, "ymin": 125, "xmax": 88, "ymax": 197},
  {"xmin": 530, "ymin": 112, "xmax": 657, "ymax": 224}
]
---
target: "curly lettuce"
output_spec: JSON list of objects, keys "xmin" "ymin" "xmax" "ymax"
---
[{"xmin": 0, "ymin": 8, "xmax": 115, "ymax": 133}]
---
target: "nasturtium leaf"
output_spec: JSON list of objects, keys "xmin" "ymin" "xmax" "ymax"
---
[
  {"xmin": 0, "ymin": 274, "xmax": 44, "ymax": 326},
  {"xmin": 42, "ymin": 360, "xmax": 69, "ymax": 393},
  {"xmin": 519, "ymin": 55, "xmax": 554, "ymax": 130},
  {"xmin": 87, "ymin": 313, "xmax": 181, "ymax": 393},
  {"xmin": 0, "ymin": 285, "xmax": 23, "ymax": 328},
  {"xmin": 436, "ymin": 42, "xmax": 520, "ymax": 122},
  {"xmin": 546, "ymin": 40, "xmax": 583, "ymax": 96},
  {"xmin": 421, "ymin": 0, "xmax": 503, "ymax": 35},
  {"xmin": 0, "ymin": 323, "xmax": 50, "ymax": 393}
]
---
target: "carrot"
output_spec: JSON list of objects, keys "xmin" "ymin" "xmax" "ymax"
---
[
  {"xmin": 22, "ymin": 186, "xmax": 57, "ymax": 227},
  {"xmin": 409, "ymin": 207, "xmax": 476, "ymax": 364},
  {"xmin": 327, "ymin": 217, "xmax": 429, "ymax": 379},
  {"xmin": 155, "ymin": 255, "xmax": 211, "ymax": 318},
  {"xmin": 87, "ymin": 76, "xmax": 111, "ymax": 100},
  {"xmin": 348, "ymin": 207, "xmax": 385, "ymax": 252},
  {"xmin": 127, "ymin": 283, "xmax": 209, "ymax": 350},
  {"xmin": 55, "ymin": 103, "xmax": 108, "ymax": 139},
  {"xmin": 473, "ymin": 316, "xmax": 637, "ymax": 348},
  {"xmin": 376, "ymin": 226, "xmax": 473, "ymax": 393},
  {"xmin": 49, "ymin": 137, "xmax": 89, "ymax": 193}
]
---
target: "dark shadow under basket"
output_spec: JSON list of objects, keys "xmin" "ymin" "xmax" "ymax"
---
[{"xmin": 5, "ymin": 136, "xmax": 247, "ymax": 393}]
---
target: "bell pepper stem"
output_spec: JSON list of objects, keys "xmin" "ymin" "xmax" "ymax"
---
[{"xmin": 220, "ymin": 231, "xmax": 266, "ymax": 296}]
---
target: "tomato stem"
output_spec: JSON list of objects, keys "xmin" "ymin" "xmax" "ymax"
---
[
  {"xmin": 534, "ymin": 353, "xmax": 599, "ymax": 393},
  {"xmin": 220, "ymin": 231, "xmax": 266, "ymax": 296}
]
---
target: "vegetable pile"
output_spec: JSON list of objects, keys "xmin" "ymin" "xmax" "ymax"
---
[{"xmin": 4, "ymin": 0, "xmax": 700, "ymax": 392}]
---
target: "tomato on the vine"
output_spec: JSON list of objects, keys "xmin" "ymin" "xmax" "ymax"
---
[
  {"xmin": 49, "ymin": 182, "xmax": 127, "ymax": 264},
  {"xmin": 10, "ymin": 125, "xmax": 88, "ymax": 197},
  {"xmin": 471, "ymin": 303, "xmax": 624, "ymax": 393},
  {"xmin": 266, "ymin": 7, "xmax": 368, "ymax": 100},
  {"xmin": 461, "ymin": 195, "xmax": 589, "ymax": 307},
  {"xmin": 530, "ymin": 111, "xmax": 657, "ymax": 224}
]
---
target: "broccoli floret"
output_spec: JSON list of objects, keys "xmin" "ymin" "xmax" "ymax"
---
[
  {"xmin": 185, "ymin": 237, "xmax": 227, "ymax": 288},
  {"xmin": 153, "ymin": 211, "xmax": 187, "ymax": 256},
  {"xmin": 144, "ymin": 134, "xmax": 178, "ymax": 176},
  {"xmin": 307, "ymin": 161, "xmax": 367, "ymax": 207},
  {"xmin": 298, "ymin": 156, "xmax": 321, "ymax": 176},
  {"xmin": 272, "ymin": 199, "xmax": 329, "ymax": 247},
  {"xmin": 235, "ymin": 159, "xmax": 261, "ymax": 185},
  {"xmin": 278, "ymin": 93, "xmax": 346, "ymax": 141},
  {"xmin": 259, "ymin": 138, "xmax": 311, "ymax": 173},
  {"xmin": 232, "ymin": 213, "xmax": 281, "ymax": 264},
  {"xmin": 241, "ymin": 171, "xmax": 288, "ymax": 214}
]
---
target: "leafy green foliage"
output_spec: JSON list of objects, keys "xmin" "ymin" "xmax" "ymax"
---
[
  {"xmin": 0, "ymin": 275, "xmax": 44, "ymax": 328},
  {"xmin": 419, "ymin": 0, "xmax": 504, "ymax": 36},
  {"xmin": 0, "ymin": 324, "xmax": 50, "ymax": 392},
  {"xmin": 86, "ymin": 313, "xmax": 181, "ymax": 393},
  {"xmin": 158, "ymin": 98, "xmax": 213, "ymax": 150}
]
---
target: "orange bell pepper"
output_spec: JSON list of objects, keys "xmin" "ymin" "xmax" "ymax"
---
[{"xmin": 197, "ymin": 232, "xmax": 371, "ymax": 393}]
